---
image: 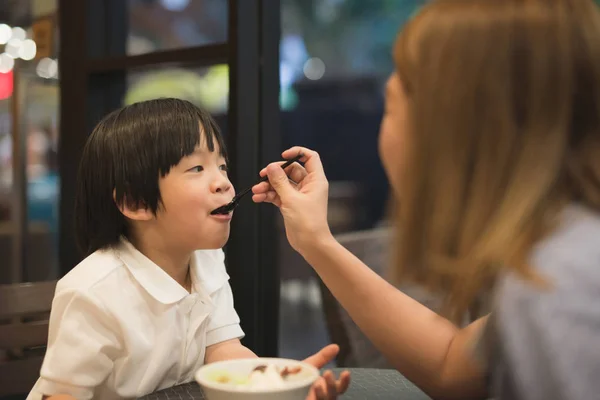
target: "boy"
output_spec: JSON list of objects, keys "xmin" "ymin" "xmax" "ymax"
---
[{"xmin": 28, "ymin": 99, "xmax": 348, "ymax": 400}]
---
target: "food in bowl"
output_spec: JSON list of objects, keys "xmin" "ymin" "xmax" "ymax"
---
[
  {"xmin": 207, "ymin": 363, "xmax": 304, "ymax": 390},
  {"xmin": 195, "ymin": 358, "xmax": 320, "ymax": 400}
]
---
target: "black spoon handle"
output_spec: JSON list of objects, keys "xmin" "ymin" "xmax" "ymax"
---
[
  {"xmin": 211, "ymin": 154, "xmax": 304, "ymax": 215},
  {"xmin": 231, "ymin": 154, "xmax": 303, "ymax": 203},
  {"xmin": 256, "ymin": 154, "xmax": 304, "ymax": 184},
  {"xmin": 233, "ymin": 185, "xmax": 253, "ymax": 202}
]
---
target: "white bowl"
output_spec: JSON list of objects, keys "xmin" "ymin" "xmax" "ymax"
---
[{"xmin": 195, "ymin": 358, "xmax": 319, "ymax": 400}]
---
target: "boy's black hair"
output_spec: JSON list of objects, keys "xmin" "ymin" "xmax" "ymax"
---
[{"xmin": 75, "ymin": 98, "xmax": 227, "ymax": 256}]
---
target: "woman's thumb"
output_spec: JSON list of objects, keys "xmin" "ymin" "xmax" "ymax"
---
[{"xmin": 266, "ymin": 163, "xmax": 294, "ymax": 198}]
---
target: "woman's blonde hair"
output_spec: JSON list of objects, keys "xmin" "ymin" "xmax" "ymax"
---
[{"xmin": 392, "ymin": 0, "xmax": 600, "ymax": 321}]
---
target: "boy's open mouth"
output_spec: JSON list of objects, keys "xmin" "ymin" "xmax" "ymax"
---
[{"xmin": 210, "ymin": 203, "xmax": 233, "ymax": 215}]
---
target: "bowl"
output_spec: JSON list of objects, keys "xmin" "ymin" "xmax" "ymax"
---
[{"xmin": 195, "ymin": 357, "xmax": 319, "ymax": 400}]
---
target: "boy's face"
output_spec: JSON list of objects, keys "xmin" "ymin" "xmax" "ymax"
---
[{"xmin": 154, "ymin": 135, "xmax": 234, "ymax": 251}]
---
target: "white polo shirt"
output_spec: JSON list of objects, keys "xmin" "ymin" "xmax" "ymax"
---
[{"xmin": 27, "ymin": 238, "xmax": 244, "ymax": 400}]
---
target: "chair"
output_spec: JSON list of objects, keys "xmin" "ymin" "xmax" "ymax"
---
[
  {"xmin": 320, "ymin": 228, "xmax": 443, "ymax": 368},
  {"xmin": 0, "ymin": 222, "xmax": 58, "ymax": 284},
  {"xmin": 0, "ymin": 280, "xmax": 56, "ymax": 398}
]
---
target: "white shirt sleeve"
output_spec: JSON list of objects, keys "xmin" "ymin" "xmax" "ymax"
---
[
  {"xmin": 205, "ymin": 280, "xmax": 245, "ymax": 347},
  {"xmin": 200, "ymin": 250, "xmax": 244, "ymax": 346},
  {"xmin": 28, "ymin": 287, "xmax": 122, "ymax": 400}
]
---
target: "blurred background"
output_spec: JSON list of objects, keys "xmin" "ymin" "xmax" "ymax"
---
[{"xmin": 0, "ymin": 0, "xmax": 425, "ymax": 373}]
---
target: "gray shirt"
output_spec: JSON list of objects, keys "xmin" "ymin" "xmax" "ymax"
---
[{"xmin": 481, "ymin": 205, "xmax": 600, "ymax": 400}]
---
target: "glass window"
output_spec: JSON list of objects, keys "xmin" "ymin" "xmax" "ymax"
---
[
  {"xmin": 0, "ymin": 0, "xmax": 60, "ymax": 283},
  {"xmin": 278, "ymin": 0, "xmax": 423, "ymax": 365},
  {"xmin": 23, "ymin": 72, "xmax": 60, "ymax": 282},
  {"xmin": 125, "ymin": 64, "xmax": 229, "ymax": 116},
  {"xmin": 128, "ymin": 0, "xmax": 228, "ymax": 56}
]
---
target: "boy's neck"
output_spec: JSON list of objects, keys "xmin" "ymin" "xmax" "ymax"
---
[{"xmin": 128, "ymin": 233, "xmax": 192, "ymax": 291}]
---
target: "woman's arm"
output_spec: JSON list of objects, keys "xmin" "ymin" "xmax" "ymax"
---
[
  {"xmin": 253, "ymin": 147, "xmax": 488, "ymax": 400},
  {"xmin": 304, "ymin": 236, "xmax": 487, "ymax": 399}
]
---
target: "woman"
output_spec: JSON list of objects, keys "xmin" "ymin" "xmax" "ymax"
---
[{"xmin": 253, "ymin": 1, "xmax": 600, "ymax": 399}]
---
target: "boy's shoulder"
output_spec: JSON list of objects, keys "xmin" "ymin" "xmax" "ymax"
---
[
  {"xmin": 191, "ymin": 248, "xmax": 230, "ymax": 295},
  {"xmin": 56, "ymin": 247, "xmax": 126, "ymax": 294}
]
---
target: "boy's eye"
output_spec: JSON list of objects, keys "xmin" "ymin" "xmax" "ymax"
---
[
  {"xmin": 191, "ymin": 165, "xmax": 204, "ymax": 172},
  {"xmin": 219, "ymin": 164, "xmax": 229, "ymax": 172}
]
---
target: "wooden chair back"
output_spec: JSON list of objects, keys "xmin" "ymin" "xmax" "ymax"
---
[{"xmin": 0, "ymin": 280, "xmax": 56, "ymax": 397}]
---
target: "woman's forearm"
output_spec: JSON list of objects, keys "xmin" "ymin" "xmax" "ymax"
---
[{"xmin": 301, "ymin": 236, "xmax": 487, "ymax": 399}]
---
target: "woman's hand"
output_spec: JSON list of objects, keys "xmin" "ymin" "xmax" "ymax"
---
[
  {"xmin": 303, "ymin": 344, "xmax": 351, "ymax": 400},
  {"xmin": 252, "ymin": 147, "xmax": 333, "ymax": 255}
]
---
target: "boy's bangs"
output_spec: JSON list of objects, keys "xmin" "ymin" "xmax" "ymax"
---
[
  {"xmin": 76, "ymin": 98, "xmax": 228, "ymax": 255},
  {"xmin": 108, "ymin": 98, "xmax": 227, "ymax": 212},
  {"xmin": 150, "ymin": 101, "xmax": 227, "ymax": 177}
]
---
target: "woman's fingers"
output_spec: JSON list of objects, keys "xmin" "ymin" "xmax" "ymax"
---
[
  {"xmin": 252, "ymin": 181, "xmax": 272, "ymax": 195},
  {"xmin": 337, "ymin": 370, "xmax": 351, "ymax": 393},
  {"xmin": 281, "ymin": 147, "xmax": 325, "ymax": 178},
  {"xmin": 323, "ymin": 370, "xmax": 337, "ymax": 398},
  {"xmin": 287, "ymin": 162, "xmax": 309, "ymax": 183},
  {"xmin": 259, "ymin": 161, "xmax": 308, "ymax": 183},
  {"xmin": 252, "ymin": 191, "xmax": 281, "ymax": 207}
]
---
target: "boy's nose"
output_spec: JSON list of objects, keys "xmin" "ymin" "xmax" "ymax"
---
[{"xmin": 211, "ymin": 174, "xmax": 233, "ymax": 194}]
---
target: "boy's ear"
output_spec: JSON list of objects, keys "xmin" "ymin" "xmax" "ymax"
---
[{"xmin": 113, "ymin": 189, "xmax": 153, "ymax": 221}]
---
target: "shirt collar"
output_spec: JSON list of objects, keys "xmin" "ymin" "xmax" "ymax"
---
[
  {"xmin": 116, "ymin": 237, "xmax": 229, "ymax": 304},
  {"xmin": 192, "ymin": 248, "xmax": 230, "ymax": 295}
]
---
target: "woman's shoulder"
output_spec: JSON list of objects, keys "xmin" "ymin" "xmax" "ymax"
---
[
  {"xmin": 530, "ymin": 204, "xmax": 600, "ymax": 282},
  {"xmin": 497, "ymin": 204, "xmax": 600, "ymax": 304},
  {"xmin": 488, "ymin": 205, "xmax": 600, "ymax": 399}
]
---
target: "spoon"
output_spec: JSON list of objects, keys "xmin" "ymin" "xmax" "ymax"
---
[{"xmin": 210, "ymin": 153, "xmax": 304, "ymax": 215}]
